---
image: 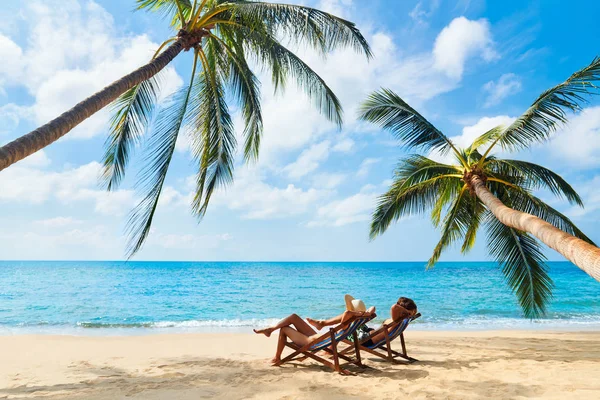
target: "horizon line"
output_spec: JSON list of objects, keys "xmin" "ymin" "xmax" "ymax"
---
[{"xmin": 0, "ymin": 259, "xmax": 574, "ymax": 263}]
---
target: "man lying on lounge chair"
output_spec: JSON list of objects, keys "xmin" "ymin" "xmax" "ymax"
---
[
  {"xmin": 253, "ymin": 297, "xmax": 375, "ymax": 365},
  {"xmin": 307, "ymin": 295, "xmax": 418, "ymax": 347}
]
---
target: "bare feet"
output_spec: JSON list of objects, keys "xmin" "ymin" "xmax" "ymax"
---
[
  {"xmin": 253, "ymin": 328, "xmax": 273, "ymax": 337},
  {"xmin": 270, "ymin": 357, "xmax": 281, "ymax": 365},
  {"xmin": 307, "ymin": 318, "xmax": 325, "ymax": 330}
]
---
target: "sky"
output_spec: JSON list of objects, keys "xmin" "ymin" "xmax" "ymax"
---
[{"xmin": 0, "ymin": 0, "xmax": 599, "ymax": 261}]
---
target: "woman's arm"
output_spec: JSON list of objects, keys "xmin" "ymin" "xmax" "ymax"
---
[{"xmin": 340, "ymin": 306, "xmax": 376, "ymax": 323}]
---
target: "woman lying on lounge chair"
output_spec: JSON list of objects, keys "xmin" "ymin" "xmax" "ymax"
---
[
  {"xmin": 253, "ymin": 297, "xmax": 375, "ymax": 364},
  {"xmin": 307, "ymin": 296, "xmax": 418, "ymax": 347}
]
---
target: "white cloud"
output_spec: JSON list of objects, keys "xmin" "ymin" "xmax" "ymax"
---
[
  {"xmin": 409, "ymin": 0, "xmax": 440, "ymax": 25},
  {"xmin": 0, "ymin": 161, "xmax": 136, "ymax": 215},
  {"xmin": 332, "ymin": 138, "xmax": 355, "ymax": 153},
  {"xmin": 33, "ymin": 216, "xmax": 83, "ymax": 228},
  {"xmin": 87, "ymin": 189, "xmax": 136, "ymax": 216},
  {"xmin": 547, "ymin": 107, "xmax": 600, "ymax": 168},
  {"xmin": 284, "ymin": 137, "xmax": 356, "ymax": 179},
  {"xmin": 0, "ymin": 0, "xmax": 183, "ymax": 140},
  {"xmin": 18, "ymin": 150, "xmax": 51, "ymax": 167},
  {"xmin": 311, "ymin": 172, "xmax": 347, "ymax": 189},
  {"xmin": 317, "ymin": 0, "xmax": 353, "ymax": 17},
  {"xmin": 12, "ymin": 225, "xmax": 117, "ymax": 249},
  {"xmin": 483, "ymin": 73, "xmax": 522, "ymax": 107},
  {"xmin": 159, "ymin": 186, "xmax": 188, "ymax": 207},
  {"xmin": 455, "ymin": 115, "xmax": 516, "ymax": 148},
  {"xmin": 562, "ymin": 175, "xmax": 600, "ymax": 221},
  {"xmin": 213, "ymin": 166, "xmax": 328, "ymax": 219},
  {"xmin": 0, "ymin": 34, "xmax": 23, "ymax": 93},
  {"xmin": 284, "ymin": 140, "xmax": 332, "ymax": 179},
  {"xmin": 0, "ymin": 104, "xmax": 30, "ymax": 137},
  {"xmin": 357, "ymin": 157, "xmax": 381, "ymax": 177},
  {"xmin": 255, "ymin": 16, "xmax": 499, "ymax": 165},
  {"xmin": 0, "ymin": 223, "xmax": 125, "ymax": 259},
  {"xmin": 147, "ymin": 232, "xmax": 232, "ymax": 250},
  {"xmin": 308, "ymin": 186, "xmax": 377, "ymax": 227},
  {"xmin": 429, "ymin": 115, "xmax": 516, "ymax": 164},
  {"xmin": 433, "ymin": 17, "xmax": 498, "ymax": 79}
]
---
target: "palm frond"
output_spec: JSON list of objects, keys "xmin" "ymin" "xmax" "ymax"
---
[
  {"xmin": 395, "ymin": 155, "xmax": 462, "ymax": 184},
  {"xmin": 481, "ymin": 56, "xmax": 600, "ymax": 158},
  {"xmin": 136, "ymin": 0, "xmax": 192, "ymax": 26},
  {"xmin": 102, "ymin": 76, "xmax": 162, "ymax": 191},
  {"xmin": 427, "ymin": 187, "xmax": 473, "ymax": 267},
  {"xmin": 486, "ymin": 158, "xmax": 583, "ymax": 206},
  {"xmin": 428, "ymin": 189, "xmax": 486, "ymax": 267},
  {"xmin": 189, "ymin": 48, "xmax": 236, "ymax": 219},
  {"xmin": 242, "ymin": 28, "xmax": 344, "ymax": 126},
  {"xmin": 486, "ymin": 215, "xmax": 553, "ymax": 318},
  {"xmin": 370, "ymin": 174, "xmax": 462, "ymax": 239},
  {"xmin": 126, "ymin": 60, "xmax": 198, "ymax": 257},
  {"xmin": 387, "ymin": 155, "xmax": 463, "ymax": 227},
  {"xmin": 207, "ymin": 32, "xmax": 263, "ymax": 161},
  {"xmin": 223, "ymin": 1, "xmax": 372, "ymax": 57},
  {"xmin": 461, "ymin": 197, "xmax": 486, "ymax": 253},
  {"xmin": 359, "ymin": 89, "xmax": 464, "ymax": 162},
  {"xmin": 431, "ymin": 181, "xmax": 462, "ymax": 227},
  {"xmin": 468, "ymin": 125, "xmax": 504, "ymax": 156}
]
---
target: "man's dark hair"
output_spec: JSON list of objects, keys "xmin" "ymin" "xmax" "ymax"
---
[{"xmin": 397, "ymin": 297, "xmax": 417, "ymax": 312}]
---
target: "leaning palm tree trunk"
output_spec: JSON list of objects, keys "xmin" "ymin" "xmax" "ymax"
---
[
  {"xmin": 0, "ymin": 40, "xmax": 186, "ymax": 172},
  {"xmin": 470, "ymin": 175, "xmax": 600, "ymax": 282}
]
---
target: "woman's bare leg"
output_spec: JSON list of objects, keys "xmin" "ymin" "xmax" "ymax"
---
[
  {"xmin": 273, "ymin": 327, "xmax": 311, "ymax": 363},
  {"xmin": 254, "ymin": 313, "xmax": 316, "ymax": 337},
  {"xmin": 273, "ymin": 330, "xmax": 287, "ymax": 364},
  {"xmin": 272, "ymin": 327, "xmax": 311, "ymax": 364}
]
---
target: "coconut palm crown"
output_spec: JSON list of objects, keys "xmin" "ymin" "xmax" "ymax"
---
[
  {"xmin": 101, "ymin": 0, "xmax": 371, "ymax": 256},
  {"xmin": 360, "ymin": 57, "xmax": 600, "ymax": 318}
]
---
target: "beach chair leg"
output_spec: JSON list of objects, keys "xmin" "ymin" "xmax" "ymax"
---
[
  {"xmin": 383, "ymin": 325, "xmax": 394, "ymax": 362},
  {"xmin": 338, "ymin": 339, "xmax": 355, "ymax": 356},
  {"xmin": 329, "ymin": 329, "xmax": 342, "ymax": 373},
  {"xmin": 398, "ymin": 334, "xmax": 418, "ymax": 363},
  {"xmin": 390, "ymin": 349, "xmax": 418, "ymax": 363},
  {"xmin": 301, "ymin": 351, "xmax": 342, "ymax": 372},
  {"xmin": 400, "ymin": 333, "xmax": 407, "ymax": 356},
  {"xmin": 275, "ymin": 343, "xmax": 303, "ymax": 365},
  {"xmin": 352, "ymin": 332, "xmax": 364, "ymax": 368},
  {"xmin": 278, "ymin": 342, "xmax": 346, "ymax": 373}
]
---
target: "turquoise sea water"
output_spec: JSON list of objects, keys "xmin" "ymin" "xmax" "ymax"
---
[{"xmin": 0, "ymin": 261, "xmax": 599, "ymax": 334}]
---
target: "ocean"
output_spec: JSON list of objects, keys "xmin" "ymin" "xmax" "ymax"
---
[{"xmin": 0, "ymin": 261, "xmax": 599, "ymax": 334}]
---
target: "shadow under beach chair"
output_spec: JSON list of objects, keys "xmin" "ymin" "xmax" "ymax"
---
[
  {"xmin": 274, "ymin": 313, "xmax": 376, "ymax": 375},
  {"xmin": 340, "ymin": 313, "xmax": 421, "ymax": 364}
]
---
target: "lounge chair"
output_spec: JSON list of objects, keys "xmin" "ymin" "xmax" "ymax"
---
[
  {"xmin": 340, "ymin": 313, "xmax": 421, "ymax": 364},
  {"xmin": 274, "ymin": 313, "xmax": 376, "ymax": 375}
]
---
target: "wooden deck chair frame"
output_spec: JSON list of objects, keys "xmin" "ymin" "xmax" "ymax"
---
[
  {"xmin": 274, "ymin": 313, "xmax": 376, "ymax": 375},
  {"xmin": 340, "ymin": 313, "xmax": 421, "ymax": 364}
]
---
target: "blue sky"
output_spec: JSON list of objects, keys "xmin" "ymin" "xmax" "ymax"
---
[{"xmin": 0, "ymin": 0, "xmax": 599, "ymax": 261}]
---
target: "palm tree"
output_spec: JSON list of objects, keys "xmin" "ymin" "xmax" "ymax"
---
[
  {"xmin": 0, "ymin": 0, "xmax": 371, "ymax": 255},
  {"xmin": 359, "ymin": 57, "xmax": 600, "ymax": 318}
]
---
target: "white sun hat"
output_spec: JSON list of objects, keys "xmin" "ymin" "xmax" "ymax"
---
[{"xmin": 344, "ymin": 294, "xmax": 367, "ymax": 312}]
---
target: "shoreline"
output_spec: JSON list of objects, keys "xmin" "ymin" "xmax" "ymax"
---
[
  {"xmin": 2, "ymin": 330, "xmax": 600, "ymax": 399},
  {"xmin": 2, "ymin": 322, "xmax": 600, "ymax": 337}
]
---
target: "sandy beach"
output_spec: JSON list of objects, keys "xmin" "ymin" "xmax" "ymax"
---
[{"xmin": 1, "ymin": 330, "xmax": 599, "ymax": 399}]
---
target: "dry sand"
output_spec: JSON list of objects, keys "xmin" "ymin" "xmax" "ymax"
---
[{"xmin": 1, "ymin": 330, "xmax": 600, "ymax": 399}]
